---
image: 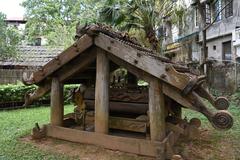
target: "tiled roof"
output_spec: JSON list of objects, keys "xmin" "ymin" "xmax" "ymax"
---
[{"xmin": 0, "ymin": 45, "xmax": 63, "ymax": 68}]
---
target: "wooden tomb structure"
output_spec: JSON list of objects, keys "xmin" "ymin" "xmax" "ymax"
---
[{"xmin": 23, "ymin": 24, "xmax": 233, "ymax": 159}]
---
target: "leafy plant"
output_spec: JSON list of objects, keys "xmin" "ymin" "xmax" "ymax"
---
[
  {"xmin": 0, "ymin": 12, "xmax": 21, "ymax": 60},
  {"xmin": 0, "ymin": 83, "xmax": 79, "ymax": 105}
]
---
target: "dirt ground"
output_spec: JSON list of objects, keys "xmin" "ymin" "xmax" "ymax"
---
[
  {"xmin": 21, "ymin": 136, "xmax": 154, "ymax": 160},
  {"xmin": 20, "ymin": 128, "xmax": 237, "ymax": 160}
]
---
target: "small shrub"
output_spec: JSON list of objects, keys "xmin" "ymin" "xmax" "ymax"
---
[{"xmin": 0, "ymin": 83, "xmax": 79, "ymax": 104}]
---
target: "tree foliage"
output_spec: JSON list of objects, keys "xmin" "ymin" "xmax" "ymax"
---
[
  {"xmin": 99, "ymin": 0, "xmax": 187, "ymax": 52},
  {"xmin": 22, "ymin": 0, "xmax": 187, "ymax": 50},
  {"xmin": 0, "ymin": 12, "xmax": 21, "ymax": 60},
  {"xmin": 99, "ymin": 0, "xmax": 161, "ymax": 51},
  {"xmin": 22, "ymin": 0, "xmax": 103, "ymax": 47}
]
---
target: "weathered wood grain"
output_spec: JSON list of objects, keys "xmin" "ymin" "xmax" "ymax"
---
[
  {"xmin": 56, "ymin": 48, "xmax": 96, "ymax": 82},
  {"xmin": 108, "ymin": 54, "xmax": 194, "ymax": 110},
  {"xmin": 50, "ymin": 78, "xmax": 64, "ymax": 126},
  {"xmin": 94, "ymin": 33, "xmax": 190, "ymax": 90},
  {"xmin": 95, "ymin": 49, "xmax": 109, "ymax": 134},
  {"xmin": 149, "ymin": 78, "xmax": 166, "ymax": 142},
  {"xmin": 45, "ymin": 124, "xmax": 164, "ymax": 157},
  {"xmin": 33, "ymin": 35, "xmax": 93, "ymax": 84}
]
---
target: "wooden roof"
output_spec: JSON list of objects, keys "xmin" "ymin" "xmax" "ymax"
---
[
  {"xmin": 0, "ymin": 45, "xmax": 63, "ymax": 68},
  {"xmin": 23, "ymin": 26, "xmax": 191, "ymax": 91}
]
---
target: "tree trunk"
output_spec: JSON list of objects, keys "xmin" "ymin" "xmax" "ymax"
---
[
  {"xmin": 146, "ymin": 28, "xmax": 159, "ymax": 52},
  {"xmin": 196, "ymin": 0, "xmax": 207, "ymax": 64}
]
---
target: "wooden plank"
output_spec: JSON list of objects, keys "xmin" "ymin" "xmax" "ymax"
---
[
  {"xmin": 95, "ymin": 49, "xmax": 109, "ymax": 134},
  {"xmin": 33, "ymin": 35, "xmax": 93, "ymax": 84},
  {"xmin": 94, "ymin": 33, "xmax": 190, "ymax": 90},
  {"xmin": 56, "ymin": 48, "xmax": 96, "ymax": 82},
  {"xmin": 162, "ymin": 84, "xmax": 192, "ymax": 108},
  {"xmin": 149, "ymin": 79, "xmax": 166, "ymax": 142},
  {"xmin": 45, "ymin": 125, "xmax": 164, "ymax": 157},
  {"xmin": 85, "ymin": 100, "xmax": 148, "ymax": 115},
  {"xmin": 82, "ymin": 115, "xmax": 147, "ymax": 133},
  {"xmin": 50, "ymin": 78, "xmax": 64, "ymax": 126},
  {"xmin": 107, "ymin": 54, "xmax": 153, "ymax": 83},
  {"xmin": 109, "ymin": 116, "xmax": 147, "ymax": 133},
  {"xmin": 84, "ymin": 88, "xmax": 149, "ymax": 104}
]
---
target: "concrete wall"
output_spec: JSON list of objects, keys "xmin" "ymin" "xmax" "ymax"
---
[
  {"xmin": 180, "ymin": 0, "xmax": 240, "ymax": 62},
  {"xmin": 206, "ymin": 34, "xmax": 232, "ymax": 60},
  {"xmin": 207, "ymin": 62, "xmax": 239, "ymax": 93},
  {"xmin": 204, "ymin": 0, "xmax": 240, "ymax": 40}
]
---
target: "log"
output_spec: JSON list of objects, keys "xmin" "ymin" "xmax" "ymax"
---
[
  {"xmin": 85, "ymin": 100, "xmax": 148, "ymax": 115},
  {"xmin": 45, "ymin": 124, "xmax": 164, "ymax": 157},
  {"xmin": 50, "ymin": 77, "xmax": 64, "ymax": 126},
  {"xmin": 149, "ymin": 78, "xmax": 166, "ymax": 142},
  {"xmin": 95, "ymin": 49, "xmax": 109, "ymax": 134}
]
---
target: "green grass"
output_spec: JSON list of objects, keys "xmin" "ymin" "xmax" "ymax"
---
[
  {"xmin": 0, "ymin": 105, "xmax": 76, "ymax": 160},
  {"xmin": 0, "ymin": 102, "xmax": 240, "ymax": 160},
  {"xmin": 180, "ymin": 103, "xmax": 240, "ymax": 159}
]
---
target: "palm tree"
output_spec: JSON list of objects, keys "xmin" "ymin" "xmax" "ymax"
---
[{"xmin": 99, "ymin": 0, "xmax": 161, "ymax": 51}]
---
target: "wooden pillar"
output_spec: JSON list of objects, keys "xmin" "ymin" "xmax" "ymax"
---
[
  {"xmin": 95, "ymin": 50, "xmax": 109, "ymax": 134},
  {"xmin": 149, "ymin": 78, "xmax": 166, "ymax": 160},
  {"xmin": 50, "ymin": 77, "xmax": 64, "ymax": 126},
  {"xmin": 149, "ymin": 78, "xmax": 166, "ymax": 141}
]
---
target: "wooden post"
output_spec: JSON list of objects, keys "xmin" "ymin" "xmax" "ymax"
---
[
  {"xmin": 149, "ymin": 78, "xmax": 166, "ymax": 141},
  {"xmin": 149, "ymin": 78, "xmax": 166, "ymax": 159},
  {"xmin": 95, "ymin": 49, "xmax": 109, "ymax": 134},
  {"xmin": 50, "ymin": 77, "xmax": 64, "ymax": 126}
]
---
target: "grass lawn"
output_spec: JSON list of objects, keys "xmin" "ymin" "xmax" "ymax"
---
[
  {"xmin": 0, "ymin": 102, "xmax": 239, "ymax": 160},
  {"xmin": 0, "ymin": 105, "xmax": 76, "ymax": 160}
]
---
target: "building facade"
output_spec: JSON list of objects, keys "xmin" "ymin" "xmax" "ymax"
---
[
  {"xmin": 168, "ymin": 0, "xmax": 240, "ymax": 93},
  {"xmin": 179, "ymin": 0, "xmax": 240, "ymax": 63}
]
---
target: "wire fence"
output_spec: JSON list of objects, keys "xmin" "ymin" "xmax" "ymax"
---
[{"xmin": 0, "ymin": 68, "xmax": 35, "ymax": 84}]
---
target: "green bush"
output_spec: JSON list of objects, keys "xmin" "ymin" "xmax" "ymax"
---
[{"xmin": 0, "ymin": 83, "xmax": 79, "ymax": 104}]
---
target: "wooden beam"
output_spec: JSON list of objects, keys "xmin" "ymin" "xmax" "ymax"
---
[
  {"xmin": 95, "ymin": 33, "xmax": 190, "ymax": 90},
  {"xmin": 55, "ymin": 48, "xmax": 96, "ymax": 82},
  {"xmin": 33, "ymin": 35, "xmax": 93, "ymax": 84},
  {"xmin": 107, "ymin": 54, "xmax": 152, "ymax": 83},
  {"xmin": 95, "ymin": 49, "xmax": 109, "ymax": 134},
  {"xmin": 85, "ymin": 100, "xmax": 148, "ymax": 115},
  {"xmin": 149, "ymin": 78, "xmax": 166, "ymax": 142},
  {"xmin": 45, "ymin": 125, "xmax": 164, "ymax": 157},
  {"xmin": 23, "ymin": 82, "xmax": 51, "ymax": 106},
  {"xmin": 109, "ymin": 116, "xmax": 147, "ymax": 133},
  {"xmin": 82, "ymin": 115, "xmax": 147, "ymax": 133},
  {"xmin": 50, "ymin": 77, "xmax": 64, "ymax": 126},
  {"xmin": 162, "ymin": 84, "xmax": 192, "ymax": 108}
]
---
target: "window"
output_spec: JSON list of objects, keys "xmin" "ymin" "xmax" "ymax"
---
[
  {"xmin": 225, "ymin": 0, "xmax": 233, "ymax": 18},
  {"xmin": 213, "ymin": 0, "xmax": 222, "ymax": 22},
  {"xmin": 195, "ymin": 8, "xmax": 199, "ymax": 28},
  {"xmin": 206, "ymin": 4, "xmax": 211, "ymax": 24},
  {"xmin": 213, "ymin": 45, "xmax": 216, "ymax": 50},
  {"xmin": 223, "ymin": 41, "xmax": 232, "ymax": 61}
]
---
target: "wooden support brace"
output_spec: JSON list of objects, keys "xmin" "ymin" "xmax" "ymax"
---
[
  {"xmin": 45, "ymin": 125, "xmax": 164, "ymax": 157},
  {"xmin": 95, "ymin": 49, "xmax": 109, "ymax": 134},
  {"xmin": 149, "ymin": 78, "xmax": 166, "ymax": 141},
  {"xmin": 50, "ymin": 77, "xmax": 64, "ymax": 126},
  {"xmin": 149, "ymin": 78, "xmax": 166, "ymax": 160}
]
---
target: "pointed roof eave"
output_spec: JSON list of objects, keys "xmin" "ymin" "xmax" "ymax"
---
[{"xmin": 24, "ymin": 35, "xmax": 93, "ymax": 85}]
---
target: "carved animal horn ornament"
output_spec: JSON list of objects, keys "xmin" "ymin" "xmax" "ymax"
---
[{"xmin": 22, "ymin": 72, "xmax": 35, "ymax": 85}]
